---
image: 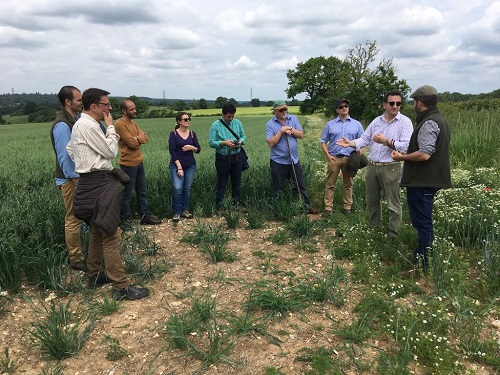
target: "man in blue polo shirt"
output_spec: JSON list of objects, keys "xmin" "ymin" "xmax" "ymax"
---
[
  {"xmin": 266, "ymin": 100, "xmax": 319, "ymax": 214},
  {"xmin": 320, "ymin": 98, "xmax": 364, "ymax": 217}
]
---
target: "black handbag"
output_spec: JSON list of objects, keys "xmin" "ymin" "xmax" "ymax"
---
[{"xmin": 219, "ymin": 119, "xmax": 249, "ymax": 171}]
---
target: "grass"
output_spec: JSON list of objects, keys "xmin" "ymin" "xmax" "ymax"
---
[
  {"xmin": 0, "ymin": 348, "xmax": 17, "ymax": 375},
  {"xmin": 1, "ymin": 108, "xmax": 500, "ymax": 373}
]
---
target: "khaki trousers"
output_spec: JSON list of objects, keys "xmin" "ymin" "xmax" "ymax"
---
[
  {"xmin": 87, "ymin": 225, "xmax": 129, "ymax": 288},
  {"xmin": 364, "ymin": 163, "xmax": 402, "ymax": 236},
  {"xmin": 59, "ymin": 181, "xmax": 85, "ymax": 263},
  {"xmin": 324, "ymin": 156, "xmax": 353, "ymax": 211}
]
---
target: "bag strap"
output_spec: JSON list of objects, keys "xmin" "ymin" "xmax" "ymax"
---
[{"xmin": 219, "ymin": 119, "xmax": 240, "ymax": 141}]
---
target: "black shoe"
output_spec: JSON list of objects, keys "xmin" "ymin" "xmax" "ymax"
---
[
  {"xmin": 69, "ymin": 261, "xmax": 87, "ymax": 271},
  {"xmin": 340, "ymin": 208, "xmax": 352, "ymax": 216},
  {"xmin": 88, "ymin": 271, "xmax": 113, "ymax": 289},
  {"xmin": 322, "ymin": 210, "xmax": 332, "ymax": 218},
  {"xmin": 140, "ymin": 215, "xmax": 162, "ymax": 225},
  {"xmin": 112, "ymin": 285, "xmax": 149, "ymax": 301}
]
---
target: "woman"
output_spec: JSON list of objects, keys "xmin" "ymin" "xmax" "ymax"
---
[{"xmin": 168, "ymin": 112, "xmax": 201, "ymax": 222}]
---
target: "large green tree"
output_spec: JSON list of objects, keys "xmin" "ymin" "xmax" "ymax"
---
[
  {"xmin": 286, "ymin": 41, "xmax": 410, "ymax": 122},
  {"xmin": 285, "ymin": 56, "xmax": 346, "ymax": 114}
]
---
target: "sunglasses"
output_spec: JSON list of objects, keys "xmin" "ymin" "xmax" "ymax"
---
[
  {"xmin": 337, "ymin": 105, "xmax": 349, "ymax": 109},
  {"xmin": 277, "ymin": 107, "xmax": 288, "ymax": 112},
  {"xmin": 386, "ymin": 101, "xmax": 402, "ymax": 107},
  {"xmin": 181, "ymin": 118, "xmax": 191, "ymax": 122}
]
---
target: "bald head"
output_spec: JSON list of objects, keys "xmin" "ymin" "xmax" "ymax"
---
[{"xmin": 120, "ymin": 99, "xmax": 137, "ymax": 120}]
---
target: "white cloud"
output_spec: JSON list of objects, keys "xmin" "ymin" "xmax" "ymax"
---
[{"xmin": 266, "ymin": 56, "xmax": 300, "ymax": 71}]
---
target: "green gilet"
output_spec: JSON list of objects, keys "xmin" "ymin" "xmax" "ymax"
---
[{"xmin": 400, "ymin": 106, "xmax": 451, "ymax": 189}]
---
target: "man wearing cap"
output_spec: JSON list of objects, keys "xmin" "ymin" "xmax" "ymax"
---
[
  {"xmin": 337, "ymin": 90, "xmax": 413, "ymax": 237},
  {"xmin": 320, "ymin": 99, "xmax": 364, "ymax": 217},
  {"xmin": 391, "ymin": 85, "xmax": 451, "ymax": 270},
  {"xmin": 266, "ymin": 100, "xmax": 319, "ymax": 214}
]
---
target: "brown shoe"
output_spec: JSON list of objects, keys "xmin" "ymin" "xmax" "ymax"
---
[
  {"xmin": 322, "ymin": 210, "xmax": 332, "ymax": 218},
  {"xmin": 307, "ymin": 207, "xmax": 320, "ymax": 215}
]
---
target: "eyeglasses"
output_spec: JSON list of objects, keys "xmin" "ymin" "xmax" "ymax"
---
[
  {"xmin": 337, "ymin": 105, "xmax": 349, "ymax": 109},
  {"xmin": 386, "ymin": 101, "xmax": 402, "ymax": 107},
  {"xmin": 97, "ymin": 102, "xmax": 112, "ymax": 107},
  {"xmin": 181, "ymin": 118, "xmax": 191, "ymax": 122},
  {"xmin": 278, "ymin": 108, "xmax": 288, "ymax": 112}
]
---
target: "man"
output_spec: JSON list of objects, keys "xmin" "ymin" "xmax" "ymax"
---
[
  {"xmin": 392, "ymin": 85, "xmax": 451, "ymax": 270},
  {"xmin": 67, "ymin": 88, "xmax": 148, "ymax": 301},
  {"xmin": 208, "ymin": 102, "xmax": 246, "ymax": 211},
  {"xmin": 115, "ymin": 99, "xmax": 161, "ymax": 227},
  {"xmin": 50, "ymin": 86, "xmax": 86, "ymax": 271},
  {"xmin": 337, "ymin": 90, "xmax": 413, "ymax": 236},
  {"xmin": 320, "ymin": 98, "xmax": 364, "ymax": 217},
  {"xmin": 266, "ymin": 100, "xmax": 319, "ymax": 214}
]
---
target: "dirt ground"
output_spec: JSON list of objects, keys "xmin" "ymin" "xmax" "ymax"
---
[{"xmin": 0, "ymin": 215, "xmax": 496, "ymax": 375}]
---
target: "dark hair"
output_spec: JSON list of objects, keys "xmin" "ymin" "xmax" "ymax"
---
[
  {"xmin": 82, "ymin": 88, "xmax": 110, "ymax": 110},
  {"xmin": 414, "ymin": 95, "xmax": 438, "ymax": 107},
  {"xmin": 57, "ymin": 86, "xmax": 79, "ymax": 106},
  {"xmin": 222, "ymin": 102, "xmax": 236, "ymax": 115},
  {"xmin": 383, "ymin": 90, "xmax": 403, "ymax": 102},
  {"xmin": 175, "ymin": 112, "xmax": 189, "ymax": 129}
]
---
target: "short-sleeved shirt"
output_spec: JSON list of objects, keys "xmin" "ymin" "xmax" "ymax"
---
[{"xmin": 266, "ymin": 114, "xmax": 303, "ymax": 164}]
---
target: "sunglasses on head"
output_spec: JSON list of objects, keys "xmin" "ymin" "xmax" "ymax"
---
[
  {"xmin": 386, "ymin": 101, "xmax": 402, "ymax": 107},
  {"xmin": 337, "ymin": 105, "xmax": 349, "ymax": 109}
]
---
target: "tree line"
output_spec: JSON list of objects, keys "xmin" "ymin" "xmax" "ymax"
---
[{"xmin": 1, "ymin": 40, "xmax": 499, "ymax": 125}]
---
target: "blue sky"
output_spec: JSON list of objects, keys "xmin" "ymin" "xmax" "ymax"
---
[{"xmin": 1, "ymin": 0, "xmax": 499, "ymax": 101}]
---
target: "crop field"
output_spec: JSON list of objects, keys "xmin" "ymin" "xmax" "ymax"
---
[{"xmin": 0, "ymin": 109, "xmax": 499, "ymax": 374}]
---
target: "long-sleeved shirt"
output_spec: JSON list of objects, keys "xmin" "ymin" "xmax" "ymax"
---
[
  {"xmin": 168, "ymin": 129, "xmax": 201, "ymax": 168},
  {"xmin": 353, "ymin": 112, "xmax": 413, "ymax": 163},
  {"xmin": 320, "ymin": 116, "xmax": 364, "ymax": 156},
  {"xmin": 208, "ymin": 118, "xmax": 246, "ymax": 155},
  {"xmin": 266, "ymin": 114, "xmax": 303, "ymax": 164},
  {"xmin": 67, "ymin": 113, "xmax": 119, "ymax": 173},
  {"xmin": 53, "ymin": 121, "xmax": 79, "ymax": 185}
]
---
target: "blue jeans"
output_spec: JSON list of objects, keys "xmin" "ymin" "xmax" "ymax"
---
[
  {"xmin": 406, "ymin": 187, "xmax": 438, "ymax": 268},
  {"xmin": 120, "ymin": 163, "xmax": 150, "ymax": 221},
  {"xmin": 270, "ymin": 160, "xmax": 311, "ymax": 208},
  {"xmin": 169, "ymin": 163, "xmax": 196, "ymax": 215},
  {"xmin": 215, "ymin": 153, "xmax": 242, "ymax": 209}
]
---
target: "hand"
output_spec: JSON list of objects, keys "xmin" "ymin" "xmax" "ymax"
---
[
  {"xmin": 182, "ymin": 145, "xmax": 196, "ymax": 152},
  {"xmin": 103, "ymin": 112, "xmax": 113, "ymax": 126},
  {"xmin": 391, "ymin": 150, "xmax": 404, "ymax": 161},
  {"xmin": 281, "ymin": 126, "xmax": 293, "ymax": 135},
  {"xmin": 70, "ymin": 178, "xmax": 79, "ymax": 186},
  {"xmin": 223, "ymin": 140, "xmax": 237, "ymax": 148},
  {"xmin": 373, "ymin": 133, "xmax": 386, "ymax": 144},
  {"xmin": 335, "ymin": 136, "xmax": 352, "ymax": 148},
  {"xmin": 177, "ymin": 169, "xmax": 184, "ymax": 177}
]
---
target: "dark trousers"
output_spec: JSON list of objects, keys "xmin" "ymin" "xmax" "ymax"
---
[
  {"xmin": 270, "ymin": 160, "xmax": 311, "ymax": 208},
  {"xmin": 215, "ymin": 152, "xmax": 243, "ymax": 209},
  {"xmin": 120, "ymin": 163, "xmax": 150, "ymax": 221},
  {"xmin": 406, "ymin": 187, "xmax": 438, "ymax": 268}
]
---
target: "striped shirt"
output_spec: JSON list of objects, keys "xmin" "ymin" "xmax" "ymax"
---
[
  {"xmin": 66, "ymin": 113, "xmax": 119, "ymax": 173},
  {"xmin": 353, "ymin": 112, "xmax": 413, "ymax": 163}
]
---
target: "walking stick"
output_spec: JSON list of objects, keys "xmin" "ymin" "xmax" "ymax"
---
[{"xmin": 285, "ymin": 133, "xmax": 304, "ymax": 207}]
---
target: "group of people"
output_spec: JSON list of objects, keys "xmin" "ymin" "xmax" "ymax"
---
[
  {"xmin": 51, "ymin": 85, "xmax": 450, "ymax": 302},
  {"xmin": 322, "ymin": 87, "xmax": 451, "ymax": 271}
]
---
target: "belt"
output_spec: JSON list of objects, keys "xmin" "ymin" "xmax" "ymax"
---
[
  {"xmin": 368, "ymin": 160, "xmax": 400, "ymax": 166},
  {"xmin": 331, "ymin": 154, "xmax": 348, "ymax": 158}
]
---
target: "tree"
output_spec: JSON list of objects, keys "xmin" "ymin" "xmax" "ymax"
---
[
  {"xmin": 251, "ymin": 98, "xmax": 261, "ymax": 107},
  {"xmin": 229, "ymin": 98, "xmax": 238, "ymax": 106},
  {"xmin": 198, "ymin": 98, "xmax": 208, "ymax": 109},
  {"xmin": 172, "ymin": 100, "xmax": 187, "ymax": 111},
  {"xmin": 286, "ymin": 56, "xmax": 346, "ymax": 114},
  {"xmin": 23, "ymin": 101, "xmax": 38, "ymax": 115},
  {"xmin": 215, "ymin": 96, "xmax": 228, "ymax": 108},
  {"xmin": 190, "ymin": 99, "xmax": 199, "ymax": 110}
]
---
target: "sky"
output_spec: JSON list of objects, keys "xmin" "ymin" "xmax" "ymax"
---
[{"xmin": 1, "ymin": 0, "xmax": 500, "ymax": 101}]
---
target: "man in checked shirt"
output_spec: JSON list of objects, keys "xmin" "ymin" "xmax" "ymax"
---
[{"xmin": 337, "ymin": 90, "xmax": 413, "ymax": 238}]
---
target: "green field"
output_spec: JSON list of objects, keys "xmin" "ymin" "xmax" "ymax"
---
[{"xmin": 0, "ymin": 109, "xmax": 499, "ymax": 374}]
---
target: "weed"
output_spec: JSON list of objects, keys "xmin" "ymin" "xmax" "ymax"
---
[
  {"xmin": 245, "ymin": 208, "xmax": 266, "ymax": 229},
  {"xmin": 26, "ymin": 298, "xmax": 95, "ymax": 359},
  {"xmin": 222, "ymin": 204, "xmax": 241, "ymax": 229},
  {"xmin": 246, "ymin": 284, "xmax": 304, "ymax": 319},
  {"xmin": 335, "ymin": 314, "xmax": 371, "ymax": 344},
  {"xmin": 0, "ymin": 237, "xmax": 22, "ymax": 294},
  {"xmin": 103, "ymin": 335, "xmax": 128, "ymax": 361},
  {"xmin": 200, "ymin": 237, "xmax": 236, "ymax": 263},
  {"xmin": 263, "ymin": 367, "xmax": 286, "ymax": 375},
  {"xmin": 0, "ymin": 348, "xmax": 17, "ymax": 374},
  {"xmin": 266, "ymin": 228, "xmax": 291, "ymax": 245},
  {"xmin": 40, "ymin": 362, "xmax": 64, "ymax": 375},
  {"xmin": 286, "ymin": 214, "xmax": 314, "ymax": 239},
  {"xmin": 87, "ymin": 296, "xmax": 122, "ymax": 316},
  {"xmin": 296, "ymin": 346, "xmax": 340, "ymax": 375}
]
